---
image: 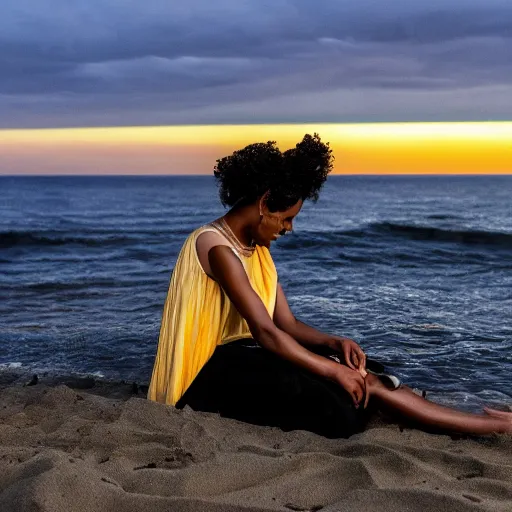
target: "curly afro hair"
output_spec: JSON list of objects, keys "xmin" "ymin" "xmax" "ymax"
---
[{"xmin": 213, "ymin": 133, "xmax": 334, "ymax": 212}]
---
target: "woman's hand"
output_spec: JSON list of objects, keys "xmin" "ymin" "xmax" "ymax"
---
[
  {"xmin": 332, "ymin": 336, "xmax": 366, "ymax": 372},
  {"xmin": 333, "ymin": 365, "xmax": 368, "ymax": 409}
]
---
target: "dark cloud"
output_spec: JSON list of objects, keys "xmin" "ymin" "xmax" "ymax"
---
[{"xmin": 1, "ymin": 1, "xmax": 511, "ymax": 127}]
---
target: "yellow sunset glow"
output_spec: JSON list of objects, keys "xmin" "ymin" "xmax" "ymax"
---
[{"xmin": 0, "ymin": 122, "xmax": 511, "ymax": 174}]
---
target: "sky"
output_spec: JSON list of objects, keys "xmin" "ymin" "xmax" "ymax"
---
[
  {"xmin": 1, "ymin": 1, "xmax": 511, "ymax": 173},
  {"xmin": 1, "ymin": 123, "xmax": 512, "ymax": 174}
]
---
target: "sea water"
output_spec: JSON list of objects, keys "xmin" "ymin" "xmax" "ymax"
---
[{"xmin": 1, "ymin": 175, "xmax": 511, "ymax": 411}]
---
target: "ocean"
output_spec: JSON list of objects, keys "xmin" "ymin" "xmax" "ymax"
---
[{"xmin": 1, "ymin": 175, "xmax": 511, "ymax": 411}]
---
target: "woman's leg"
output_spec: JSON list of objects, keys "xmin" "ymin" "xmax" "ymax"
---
[{"xmin": 366, "ymin": 374, "xmax": 512, "ymax": 435}]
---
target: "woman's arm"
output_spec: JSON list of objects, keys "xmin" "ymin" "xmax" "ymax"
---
[
  {"xmin": 208, "ymin": 246, "xmax": 367, "ymax": 407},
  {"xmin": 273, "ymin": 283, "xmax": 366, "ymax": 370}
]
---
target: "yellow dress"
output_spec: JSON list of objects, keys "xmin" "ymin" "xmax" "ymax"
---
[{"xmin": 147, "ymin": 224, "xmax": 278, "ymax": 406}]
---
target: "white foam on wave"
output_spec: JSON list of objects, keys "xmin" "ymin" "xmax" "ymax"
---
[
  {"xmin": 0, "ymin": 362, "xmax": 23, "ymax": 369},
  {"xmin": 0, "ymin": 361, "xmax": 107, "ymax": 381}
]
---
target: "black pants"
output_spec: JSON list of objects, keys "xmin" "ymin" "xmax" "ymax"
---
[{"xmin": 176, "ymin": 339, "xmax": 371, "ymax": 438}]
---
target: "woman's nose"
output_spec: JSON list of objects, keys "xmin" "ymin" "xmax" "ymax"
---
[{"xmin": 283, "ymin": 220, "xmax": 293, "ymax": 234}]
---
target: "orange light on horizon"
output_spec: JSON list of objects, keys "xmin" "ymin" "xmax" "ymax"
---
[{"xmin": 0, "ymin": 122, "xmax": 511, "ymax": 175}]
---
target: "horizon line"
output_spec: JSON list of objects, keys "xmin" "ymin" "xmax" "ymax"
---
[{"xmin": 2, "ymin": 173, "xmax": 511, "ymax": 177}]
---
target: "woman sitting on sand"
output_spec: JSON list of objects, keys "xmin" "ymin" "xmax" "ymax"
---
[{"xmin": 148, "ymin": 134, "xmax": 511, "ymax": 438}]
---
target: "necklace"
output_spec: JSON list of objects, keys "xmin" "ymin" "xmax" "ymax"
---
[{"xmin": 212, "ymin": 217, "xmax": 256, "ymax": 258}]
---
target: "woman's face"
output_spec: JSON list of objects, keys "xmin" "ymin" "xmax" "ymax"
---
[{"xmin": 255, "ymin": 199, "xmax": 303, "ymax": 248}]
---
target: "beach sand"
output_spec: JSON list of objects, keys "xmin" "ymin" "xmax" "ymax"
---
[{"xmin": 0, "ymin": 372, "xmax": 511, "ymax": 512}]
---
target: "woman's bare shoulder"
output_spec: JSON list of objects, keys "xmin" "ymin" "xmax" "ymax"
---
[{"xmin": 196, "ymin": 229, "xmax": 233, "ymax": 277}]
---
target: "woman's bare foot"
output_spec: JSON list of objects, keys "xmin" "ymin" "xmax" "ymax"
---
[{"xmin": 364, "ymin": 375, "xmax": 512, "ymax": 435}]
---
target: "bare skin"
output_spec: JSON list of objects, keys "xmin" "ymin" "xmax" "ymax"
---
[
  {"xmin": 367, "ymin": 375, "xmax": 511, "ymax": 435},
  {"xmin": 199, "ymin": 195, "xmax": 512, "ymax": 436}
]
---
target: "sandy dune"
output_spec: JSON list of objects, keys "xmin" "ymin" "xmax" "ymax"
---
[{"xmin": 0, "ymin": 374, "xmax": 511, "ymax": 512}]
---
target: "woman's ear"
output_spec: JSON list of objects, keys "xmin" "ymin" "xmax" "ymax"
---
[{"xmin": 258, "ymin": 191, "xmax": 270, "ymax": 217}]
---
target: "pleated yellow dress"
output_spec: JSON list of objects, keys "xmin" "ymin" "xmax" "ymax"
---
[{"xmin": 147, "ymin": 225, "xmax": 278, "ymax": 406}]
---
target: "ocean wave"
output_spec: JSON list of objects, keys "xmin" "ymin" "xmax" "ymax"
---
[
  {"xmin": 425, "ymin": 214, "xmax": 463, "ymax": 221},
  {"xmin": 279, "ymin": 223, "xmax": 512, "ymax": 249},
  {"xmin": 0, "ymin": 230, "xmax": 134, "ymax": 248},
  {"xmin": 0, "ymin": 227, "xmax": 196, "ymax": 249},
  {"xmin": 370, "ymin": 222, "xmax": 512, "ymax": 247},
  {"xmin": 6, "ymin": 223, "xmax": 511, "ymax": 252},
  {"xmin": 0, "ymin": 230, "xmax": 175, "ymax": 249},
  {"xmin": 4, "ymin": 277, "xmax": 163, "ymax": 293}
]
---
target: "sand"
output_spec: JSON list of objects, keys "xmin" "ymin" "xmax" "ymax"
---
[{"xmin": 0, "ymin": 372, "xmax": 511, "ymax": 512}]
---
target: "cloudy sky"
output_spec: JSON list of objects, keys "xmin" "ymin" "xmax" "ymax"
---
[{"xmin": 1, "ymin": 0, "xmax": 512, "ymax": 129}]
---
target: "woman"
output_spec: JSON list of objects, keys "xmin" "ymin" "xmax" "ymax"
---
[{"xmin": 148, "ymin": 134, "xmax": 511, "ymax": 438}]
